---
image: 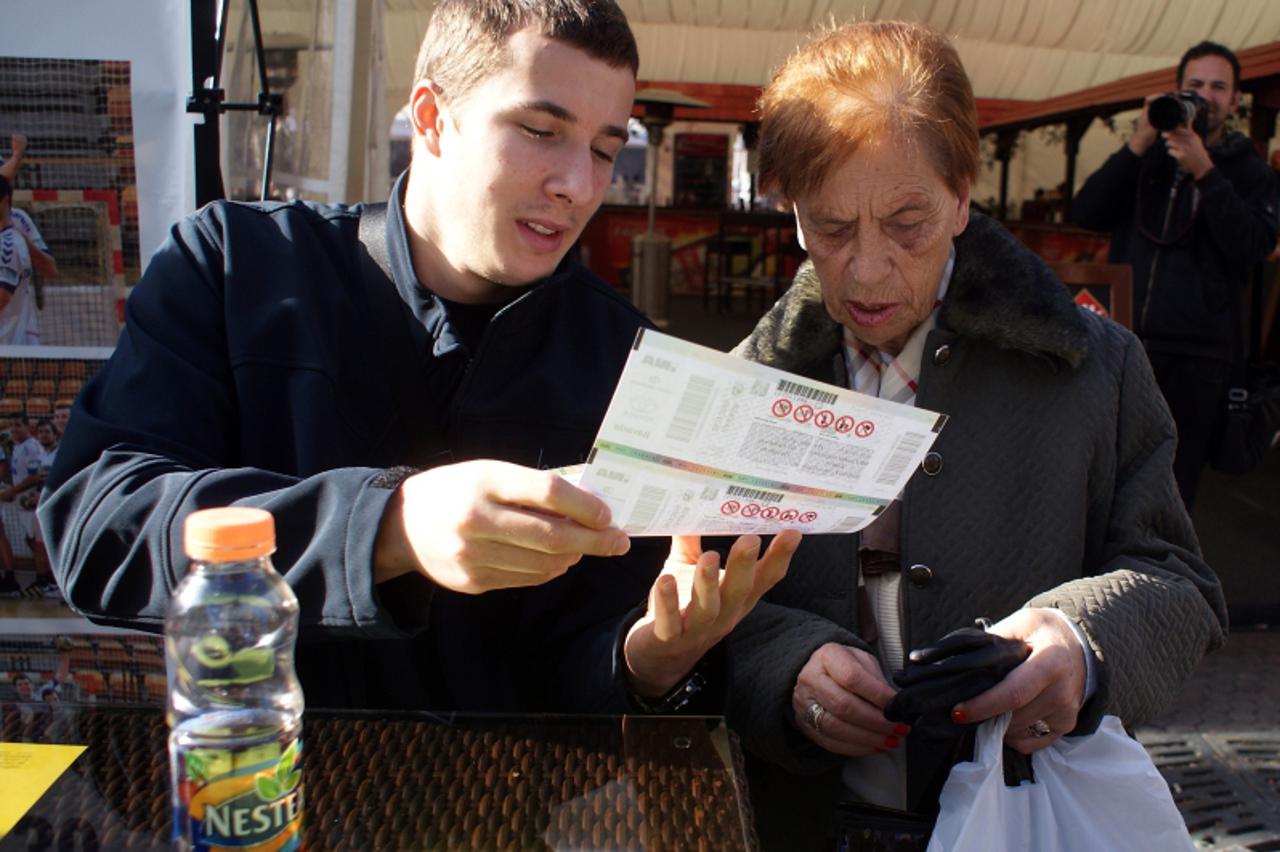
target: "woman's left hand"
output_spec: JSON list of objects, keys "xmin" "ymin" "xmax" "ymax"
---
[
  {"xmin": 623, "ymin": 531, "xmax": 802, "ymax": 699},
  {"xmin": 952, "ymin": 608, "xmax": 1087, "ymax": 753}
]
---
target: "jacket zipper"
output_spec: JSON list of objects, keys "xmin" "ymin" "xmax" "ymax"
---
[{"xmin": 1140, "ymin": 175, "xmax": 1184, "ymax": 333}]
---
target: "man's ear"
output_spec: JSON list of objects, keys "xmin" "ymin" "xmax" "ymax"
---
[{"xmin": 410, "ymin": 79, "xmax": 447, "ymax": 158}]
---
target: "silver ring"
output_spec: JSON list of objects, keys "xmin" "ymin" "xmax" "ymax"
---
[
  {"xmin": 805, "ymin": 701, "xmax": 827, "ymax": 734},
  {"xmin": 1027, "ymin": 719, "xmax": 1052, "ymax": 738}
]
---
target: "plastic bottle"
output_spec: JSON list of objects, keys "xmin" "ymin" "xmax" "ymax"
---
[{"xmin": 166, "ymin": 507, "xmax": 304, "ymax": 851}]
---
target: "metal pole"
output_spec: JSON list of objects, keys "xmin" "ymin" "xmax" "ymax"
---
[
  {"xmin": 191, "ymin": 0, "xmax": 225, "ymax": 205},
  {"xmin": 646, "ymin": 141, "xmax": 658, "ymax": 233}
]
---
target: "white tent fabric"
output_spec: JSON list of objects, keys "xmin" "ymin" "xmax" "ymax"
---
[
  {"xmin": 255, "ymin": 0, "xmax": 1280, "ymax": 113},
  {"xmin": 251, "ymin": 0, "xmax": 1280, "ymax": 207}
]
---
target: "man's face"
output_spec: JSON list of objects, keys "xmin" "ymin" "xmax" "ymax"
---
[
  {"xmin": 10, "ymin": 420, "xmax": 28, "ymax": 441},
  {"xmin": 15, "ymin": 677, "xmax": 31, "ymax": 700},
  {"xmin": 407, "ymin": 27, "xmax": 635, "ymax": 303},
  {"xmin": 1180, "ymin": 55, "xmax": 1239, "ymax": 137},
  {"xmin": 53, "ymin": 408, "xmax": 69, "ymax": 435},
  {"xmin": 795, "ymin": 136, "xmax": 970, "ymax": 356},
  {"xmin": 36, "ymin": 423, "xmax": 54, "ymax": 447}
]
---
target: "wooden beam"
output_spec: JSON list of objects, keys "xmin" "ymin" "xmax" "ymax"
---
[{"xmin": 982, "ymin": 40, "xmax": 1280, "ymax": 134}]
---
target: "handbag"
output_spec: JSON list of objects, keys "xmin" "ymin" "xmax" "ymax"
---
[
  {"xmin": 1210, "ymin": 361, "xmax": 1280, "ymax": 475},
  {"xmin": 927, "ymin": 713, "xmax": 1193, "ymax": 852}
]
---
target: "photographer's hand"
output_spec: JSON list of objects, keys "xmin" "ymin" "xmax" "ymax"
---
[
  {"xmin": 1163, "ymin": 124, "xmax": 1213, "ymax": 180},
  {"xmin": 1128, "ymin": 95, "xmax": 1160, "ymax": 157}
]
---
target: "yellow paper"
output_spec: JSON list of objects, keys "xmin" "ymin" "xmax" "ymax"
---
[{"xmin": 0, "ymin": 742, "xmax": 87, "ymax": 837}]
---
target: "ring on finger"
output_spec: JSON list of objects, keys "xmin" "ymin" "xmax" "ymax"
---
[
  {"xmin": 1027, "ymin": 719, "xmax": 1052, "ymax": 738},
  {"xmin": 805, "ymin": 701, "xmax": 827, "ymax": 734}
]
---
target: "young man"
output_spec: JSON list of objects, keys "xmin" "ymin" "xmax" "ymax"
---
[
  {"xmin": 9, "ymin": 418, "xmax": 58, "ymax": 599},
  {"xmin": 1073, "ymin": 41, "xmax": 1279, "ymax": 509},
  {"xmin": 41, "ymin": 0, "xmax": 797, "ymax": 712},
  {"xmin": 0, "ymin": 415, "xmax": 39, "ymax": 597},
  {"xmin": 0, "ymin": 176, "xmax": 40, "ymax": 345}
]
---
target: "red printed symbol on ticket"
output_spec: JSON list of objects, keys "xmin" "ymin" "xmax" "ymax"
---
[
  {"xmin": 854, "ymin": 420, "xmax": 876, "ymax": 438},
  {"xmin": 799, "ymin": 511, "xmax": 818, "ymax": 523},
  {"xmin": 760, "ymin": 506, "xmax": 781, "ymax": 521},
  {"xmin": 834, "ymin": 415, "xmax": 855, "ymax": 434},
  {"xmin": 741, "ymin": 503, "xmax": 761, "ymax": 518},
  {"xmin": 793, "ymin": 404, "xmax": 814, "ymax": 424},
  {"xmin": 814, "ymin": 410, "xmax": 834, "ymax": 429},
  {"xmin": 780, "ymin": 508, "xmax": 800, "ymax": 522},
  {"xmin": 771, "ymin": 399, "xmax": 793, "ymax": 418},
  {"xmin": 720, "ymin": 500, "xmax": 741, "ymax": 515}
]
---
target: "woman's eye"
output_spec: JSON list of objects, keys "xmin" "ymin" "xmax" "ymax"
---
[
  {"xmin": 592, "ymin": 147, "xmax": 617, "ymax": 164},
  {"xmin": 519, "ymin": 125, "xmax": 552, "ymax": 139}
]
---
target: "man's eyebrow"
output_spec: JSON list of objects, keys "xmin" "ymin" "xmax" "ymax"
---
[{"xmin": 515, "ymin": 99, "xmax": 629, "ymax": 142}]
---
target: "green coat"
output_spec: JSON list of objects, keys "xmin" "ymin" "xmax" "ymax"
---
[{"xmin": 726, "ymin": 212, "xmax": 1227, "ymax": 847}]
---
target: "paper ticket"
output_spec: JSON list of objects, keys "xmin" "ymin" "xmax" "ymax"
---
[{"xmin": 573, "ymin": 329, "xmax": 946, "ymax": 536}]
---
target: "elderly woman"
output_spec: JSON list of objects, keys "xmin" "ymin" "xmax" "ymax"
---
[{"xmin": 725, "ymin": 20, "xmax": 1226, "ymax": 848}]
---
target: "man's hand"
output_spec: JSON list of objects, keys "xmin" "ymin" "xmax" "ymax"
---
[
  {"xmin": 1127, "ymin": 95, "xmax": 1160, "ymax": 157},
  {"xmin": 374, "ymin": 460, "xmax": 631, "ymax": 594},
  {"xmin": 1162, "ymin": 124, "xmax": 1214, "ymax": 180},
  {"xmin": 10, "ymin": 134, "xmax": 26, "ymax": 158},
  {"xmin": 792, "ymin": 643, "xmax": 905, "ymax": 757},
  {"xmin": 952, "ymin": 608, "xmax": 1087, "ymax": 754},
  {"xmin": 623, "ymin": 531, "xmax": 800, "ymax": 699}
]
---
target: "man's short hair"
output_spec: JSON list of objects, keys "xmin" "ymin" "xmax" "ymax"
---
[
  {"xmin": 413, "ymin": 0, "xmax": 638, "ymax": 105},
  {"xmin": 0, "ymin": 175, "xmax": 10, "ymax": 201},
  {"xmin": 756, "ymin": 20, "xmax": 979, "ymax": 202},
  {"xmin": 1178, "ymin": 41, "xmax": 1241, "ymax": 91}
]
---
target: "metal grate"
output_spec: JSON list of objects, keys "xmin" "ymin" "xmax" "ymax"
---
[{"xmin": 1140, "ymin": 730, "xmax": 1280, "ymax": 851}]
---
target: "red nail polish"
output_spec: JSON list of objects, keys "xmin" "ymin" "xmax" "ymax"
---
[
  {"xmin": 894, "ymin": 723, "xmax": 910, "ymax": 736},
  {"xmin": 951, "ymin": 709, "xmax": 967, "ymax": 723},
  {"xmin": 884, "ymin": 736, "xmax": 900, "ymax": 749}
]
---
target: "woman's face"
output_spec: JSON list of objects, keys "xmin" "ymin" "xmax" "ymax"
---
[{"xmin": 794, "ymin": 135, "xmax": 970, "ymax": 355}]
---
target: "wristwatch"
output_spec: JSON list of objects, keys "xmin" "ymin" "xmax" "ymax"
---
[{"xmin": 629, "ymin": 662, "xmax": 709, "ymax": 714}]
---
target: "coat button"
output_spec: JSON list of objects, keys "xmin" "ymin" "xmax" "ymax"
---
[
  {"xmin": 907, "ymin": 564, "xmax": 933, "ymax": 586},
  {"xmin": 933, "ymin": 344, "xmax": 952, "ymax": 366},
  {"xmin": 921, "ymin": 452, "xmax": 943, "ymax": 476}
]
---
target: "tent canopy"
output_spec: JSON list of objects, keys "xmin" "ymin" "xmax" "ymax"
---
[{"xmin": 373, "ymin": 1, "xmax": 1280, "ymax": 103}]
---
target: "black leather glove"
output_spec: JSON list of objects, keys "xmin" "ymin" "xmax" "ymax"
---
[{"xmin": 884, "ymin": 621, "xmax": 1030, "ymax": 738}]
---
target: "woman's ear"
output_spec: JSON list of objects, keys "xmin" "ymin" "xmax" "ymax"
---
[{"xmin": 953, "ymin": 183, "xmax": 971, "ymax": 236}]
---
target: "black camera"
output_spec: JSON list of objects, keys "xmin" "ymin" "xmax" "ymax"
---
[{"xmin": 1149, "ymin": 90, "xmax": 1209, "ymax": 137}]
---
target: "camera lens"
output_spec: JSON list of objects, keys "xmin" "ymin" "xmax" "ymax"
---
[{"xmin": 1149, "ymin": 94, "xmax": 1191, "ymax": 132}]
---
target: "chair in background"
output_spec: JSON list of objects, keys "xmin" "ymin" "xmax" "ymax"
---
[
  {"xmin": 1047, "ymin": 261, "xmax": 1133, "ymax": 329},
  {"xmin": 26, "ymin": 397, "xmax": 52, "ymax": 419},
  {"xmin": 706, "ymin": 210, "xmax": 805, "ymax": 315}
]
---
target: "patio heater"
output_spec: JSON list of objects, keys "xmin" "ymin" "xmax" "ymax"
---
[{"xmin": 631, "ymin": 89, "xmax": 709, "ymax": 327}]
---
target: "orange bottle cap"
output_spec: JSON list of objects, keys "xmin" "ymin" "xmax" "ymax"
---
[{"xmin": 184, "ymin": 507, "xmax": 276, "ymax": 562}]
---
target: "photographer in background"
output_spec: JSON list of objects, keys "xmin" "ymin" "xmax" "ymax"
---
[{"xmin": 1073, "ymin": 41, "xmax": 1278, "ymax": 510}]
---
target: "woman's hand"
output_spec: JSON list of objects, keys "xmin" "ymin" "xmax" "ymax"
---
[
  {"xmin": 792, "ymin": 643, "xmax": 906, "ymax": 756},
  {"xmin": 953, "ymin": 608, "xmax": 1087, "ymax": 753},
  {"xmin": 623, "ymin": 531, "xmax": 801, "ymax": 699}
]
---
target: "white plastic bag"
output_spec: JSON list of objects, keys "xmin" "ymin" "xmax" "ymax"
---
[{"xmin": 928, "ymin": 713, "xmax": 1193, "ymax": 852}]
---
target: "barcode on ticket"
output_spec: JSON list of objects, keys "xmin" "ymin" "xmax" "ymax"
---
[
  {"xmin": 875, "ymin": 432, "xmax": 925, "ymax": 486},
  {"xmin": 777, "ymin": 378, "xmax": 837, "ymax": 405},
  {"xmin": 726, "ymin": 485, "xmax": 784, "ymax": 504}
]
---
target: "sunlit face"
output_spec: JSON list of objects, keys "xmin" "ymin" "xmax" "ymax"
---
[
  {"xmin": 405, "ymin": 28, "xmax": 635, "ymax": 303},
  {"xmin": 1180, "ymin": 55, "xmax": 1239, "ymax": 139},
  {"xmin": 794, "ymin": 136, "xmax": 970, "ymax": 355}
]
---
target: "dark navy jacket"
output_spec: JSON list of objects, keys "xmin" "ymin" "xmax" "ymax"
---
[
  {"xmin": 39, "ymin": 174, "xmax": 668, "ymax": 713},
  {"xmin": 1072, "ymin": 132, "xmax": 1277, "ymax": 360}
]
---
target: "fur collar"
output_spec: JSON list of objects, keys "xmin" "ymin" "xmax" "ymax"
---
[{"xmin": 733, "ymin": 211, "xmax": 1091, "ymax": 372}]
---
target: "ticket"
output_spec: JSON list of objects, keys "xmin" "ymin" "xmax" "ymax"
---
[{"xmin": 569, "ymin": 329, "xmax": 946, "ymax": 536}]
